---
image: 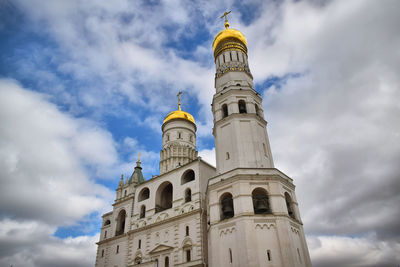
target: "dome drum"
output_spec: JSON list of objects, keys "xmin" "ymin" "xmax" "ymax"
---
[{"xmin": 213, "ymin": 38, "xmax": 247, "ymax": 60}]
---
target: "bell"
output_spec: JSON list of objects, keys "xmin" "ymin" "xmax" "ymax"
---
[
  {"xmin": 222, "ymin": 204, "xmax": 234, "ymax": 217},
  {"xmin": 255, "ymin": 199, "xmax": 269, "ymax": 213}
]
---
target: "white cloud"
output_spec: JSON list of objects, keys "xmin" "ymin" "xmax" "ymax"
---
[
  {"xmin": 0, "ymin": 79, "xmax": 117, "ymax": 266},
  {"xmin": 199, "ymin": 147, "xmax": 216, "ymax": 167},
  {"xmin": 308, "ymin": 235, "xmax": 400, "ymax": 267},
  {"xmin": 0, "ymin": 218, "xmax": 98, "ymax": 267}
]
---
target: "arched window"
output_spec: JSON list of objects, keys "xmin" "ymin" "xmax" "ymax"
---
[
  {"xmin": 115, "ymin": 209, "xmax": 126, "ymax": 236},
  {"xmin": 285, "ymin": 192, "xmax": 296, "ymax": 219},
  {"xmin": 185, "ymin": 188, "xmax": 192, "ymax": 203},
  {"xmin": 220, "ymin": 193, "xmax": 234, "ymax": 220},
  {"xmin": 138, "ymin": 187, "xmax": 150, "ymax": 201},
  {"xmin": 238, "ymin": 100, "xmax": 247, "ymax": 113},
  {"xmin": 165, "ymin": 256, "xmax": 169, "ymax": 267},
  {"xmin": 252, "ymin": 188, "xmax": 271, "ymax": 214},
  {"xmin": 140, "ymin": 205, "xmax": 146, "ymax": 219},
  {"xmin": 104, "ymin": 219, "xmax": 110, "ymax": 226},
  {"xmin": 222, "ymin": 104, "xmax": 228, "ymax": 118},
  {"xmin": 155, "ymin": 182, "xmax": 173, "ymax": 213},
  {"xmin": 186, "ymin": 226, "xmax": 189, "ymax": 236},
  {"xmin": 181, "ymin": 170, "xmax": 195, "ymax": 185}
]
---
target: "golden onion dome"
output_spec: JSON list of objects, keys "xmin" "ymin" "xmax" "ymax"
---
[
  {"xmin": 163, "ymin": 109, "xmax": 195, "ymax": 125},
  {"xmin": 212, "ymin": 27, "xmax": 247, "ymax": 53},
  {"xmin": 163, "ymin": 92, "xmax": 195, "ymax": 125}
]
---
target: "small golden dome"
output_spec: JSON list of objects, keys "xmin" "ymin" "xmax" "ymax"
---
[
  {"xmin": 212, "ymin": 27, "xmax": 247, "ymax": 53},
  {"xmin": 163, "ymin": 109, "xmax": 195, "ymax": 125}
]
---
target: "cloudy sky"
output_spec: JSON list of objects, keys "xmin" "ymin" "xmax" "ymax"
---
[{"xmin": 1, "ymin": 0, "xmax": 399, "ymax": 266}]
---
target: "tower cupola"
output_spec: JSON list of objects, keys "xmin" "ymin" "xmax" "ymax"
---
[{"xmin": 160, "ymin": 92, "xmax": 198, "ymax": 174}]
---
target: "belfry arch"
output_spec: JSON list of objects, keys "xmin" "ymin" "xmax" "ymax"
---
[{"xmin": 155, "ymin": 181, "xmax": 173, "ymax": 213}]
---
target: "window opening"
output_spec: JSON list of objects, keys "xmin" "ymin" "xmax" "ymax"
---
[
  {"xmin": 255, "ymin": 104, "xmax": 259, "ymax": 116},
  {"xmin": 115, "ymin": 210, "xmax": 126, "ymax": 236},
  {"xmin": 101, "ymin": 249, "xmax": 104, "ymax": 257},
  {"xmin": 267, "ymin": 250, "xmax": 271, "ymax": 261},
  {"xmin": 297, "ymin": 248, "xmax": 302, "ymax": 263},
  {"xmin": 124, "ymin": 190, "xmax": 127, "ymax": 196},
  {"xmin": 181, "ymin": 170, "xmax": 195, "ymax": 184},
  {"xmin": 220, "ymin": 193, "xmax": 234, "ymax": 220},
  {"xmin": 230, "ymin": 51, "xmax": 232, "ymax": 61},
  {"xmin": 165, "ymin": 256, "xmax": 169, "ymax": 267},
  {"xmin": 178, "ymin": 132, "xmax": 182, "ymax": 139},
  {"xmin": 186, "ymin": 226, "xmax": 189, "ymax": 236},
  {"xmin": 104, "ymin": 230, "xmax": 107, "ymax": 239},
  {"xmin": 140, "ymin": 205, "xmax": 146, "ymax": 219},
  {"xmin": 252, "ymin": 188, "xmax": 271, "ymax": 214},
  {"xmin": 138, "ymin": 239, "xmax": 141, "ymax": 249},
  {"xmin": 186, "ymin": 249, "xmax": 191, "ymax": 262},
  {"xmin": 104, "ymin": 219, "xmax": 110, "ymax": 226},
  {"xmin": 263, "ymin": 143, "xmax": 267, "ymax": 157},
  {"xmin": 226, "ymin": 152, "xmax": 230, "ymax": 160},
  {"xmin": 223, "ymin": 54, "xmax": 226, "ymax": 63},
  {"xmin": 229, "ymin": 248, "xmax": 232, "ymax": 263},
  {"xmin": 155, "ymin": 182, "xmax": 173, "ymax": 213},
  {"xmin": 222, "ymin": 104, "xmax": 228, "ymax": 118},
  {"xmin": 285, "ymin": 192, "xmax": 295, "ymax": 219},
  {"xmin": 138, "ymin": 188, "xmax": 150, "ymax": 201},
  {"xmin": 167, "ymin": 134, "xmax": 170, "ymax": 141},
  {"xmin": 116, "ymin": 245, "xmax": 119, "ymax": 254},
  {"xmin": 238, "ymin": 100, "xmax": 247, "ymax": 113},
  {"xmin": 185, "ymin": 188, "xmax": 192, "ymax": 203}
]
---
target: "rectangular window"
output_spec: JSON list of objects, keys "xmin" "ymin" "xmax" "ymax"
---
[
  {"xmin": 116, "ymin": 245, "xmax": 119, "ymax": 254},
  {"xmin": 138, "ymin": 239, "xmax": 141, "ymax": 249},
  {"xmin": 104, "ymin": 230, "xmax": 107, "ymax": 238},
  {"xmin": 267, "ymin": 250, "xmax": 271, "ymax": 261},
  {"xmin": 101, "ymin": 249, "xmax": 104, "ymax": 257}
]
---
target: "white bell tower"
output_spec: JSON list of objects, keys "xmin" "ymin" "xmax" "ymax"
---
[
  {"xmin": 207, "ymin": 12, "xmax": 312, "ymax": 267},
  {"xmin": 212, "ymin": 13, "xmax": 274, "ymax": 175}
]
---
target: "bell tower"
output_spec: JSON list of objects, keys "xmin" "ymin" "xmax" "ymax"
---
[
  {"xmin": 207, "ymin": 13, "xmax": 311, "ymax": 267},
  {"xmin": 212, "ymin": 12, "xmax": 274, "ymax": 175}
]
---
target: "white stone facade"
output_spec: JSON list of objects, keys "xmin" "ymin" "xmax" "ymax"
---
[{"xmin": 95, "ymin": 24, "xmax": 311, "ymax": 267}]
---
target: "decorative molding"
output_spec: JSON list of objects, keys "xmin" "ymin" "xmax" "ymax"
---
[
  {"xmin": 255, "ymin": 223, "xmax": 275, "ymax": 230},
  {"xmin": 219, "ymin": 226, "xmax": 236, "ymax": 236}
]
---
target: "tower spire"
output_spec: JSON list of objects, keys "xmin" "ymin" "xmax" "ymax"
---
[
  {"xmin": 177, "ymin": 91, "xmax": 182, "ymax": 111},
  {"xmin": 220, "ymin": 10, "xmax": 231, "ymax": 29}
]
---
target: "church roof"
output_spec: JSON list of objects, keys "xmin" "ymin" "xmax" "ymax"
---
[{"xmin": 129, "ymin": 160, "xmax": 145, "ymax": 184}]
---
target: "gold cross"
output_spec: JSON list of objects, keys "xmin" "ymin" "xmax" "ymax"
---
[
  {"xmin": 220, "ymin": 11, "xmax": 231, "ymax": 28},
  {"xmin": 177, "ymin": 91, "xmax": 182, "ymax": 110},
  {"xmin": 138, "ymin": 152, "xmax": 141, "ymax": 162}
]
